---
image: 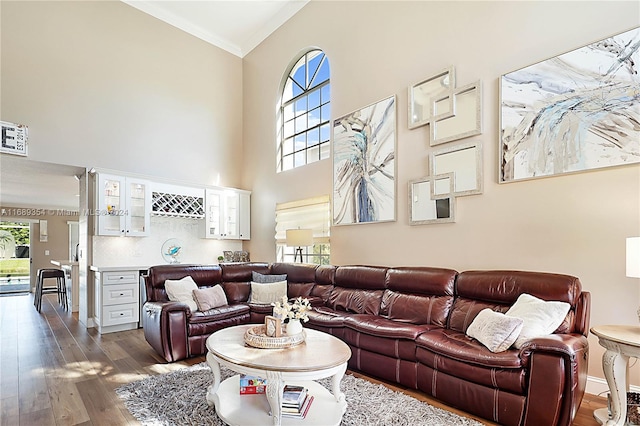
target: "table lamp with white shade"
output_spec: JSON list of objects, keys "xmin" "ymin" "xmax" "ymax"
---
[
  {"xmin": 286, "ymin": 229, "xmax": 313, "ymax": 263},
  {"xmin": 627, "ymin": 237, "xmax": 640, "ymax": 322}
]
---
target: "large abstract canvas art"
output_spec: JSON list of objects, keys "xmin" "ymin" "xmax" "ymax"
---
[
  {"xmin": 333, "ymin": 95, "xmax": 396, "ymax": 225},
  {"xmin": 500, "ymin": 27, "xmax": 640, "ymax": 183}
]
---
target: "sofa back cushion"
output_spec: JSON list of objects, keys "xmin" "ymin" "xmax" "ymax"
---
[
  {"xmin": 310, "ymin": 265, "xmax": 337, "ymax": 303},
  {"xmin": 219, "ymin": 263, "xmax": 270, "ymax": 303},
  {"xmin": 449, "ymin": 270, "xmax": 582, "ymax": 334},
  {"xmin": 271, "ymin": 263, "xmax": 319, "ymax": 298},
  {"xmin": 327, "ymin": 266, "xmax": 387, "ymax": 315},
  {"xmin": 145, "ymin": 264, "xmax": 222, "ymax": 302},
  {"xmin": 380, "ymin": 267, "xmax": 457, "ymax": 326}
]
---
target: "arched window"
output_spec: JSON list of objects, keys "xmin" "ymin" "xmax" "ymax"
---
[{"xmin": 277, "ymin": 50, "xmax": 330, "ymax": 172}]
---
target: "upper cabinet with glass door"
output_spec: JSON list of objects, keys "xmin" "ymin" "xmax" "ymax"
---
[
  {"xmin": 96, "ymin": 173, "xmax": 151, "ymax": 237},
  {"xmin": 203, "ymin": 188, "xmax": 250, "ymax": 240}
]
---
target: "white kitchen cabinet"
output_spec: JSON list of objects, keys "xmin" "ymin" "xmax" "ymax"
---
[
  {"xmin": 238, "ymin": 190, "xmax": 250, "ymax": 240},
  {"xmin": 94, "ymin": 270, "xmax": 140, "ymax": 334},
  {"xmin": 203, "ymin": 188, "xmax": 250, "ymax": 240},
  {"xmin": 96, "ymin": 173, "xmax": 151, "ymax": 236}
]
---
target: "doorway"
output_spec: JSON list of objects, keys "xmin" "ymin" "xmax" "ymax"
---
[{"xmin": 0, "ymin": 221, "xmax": 31, "ymax": 294}]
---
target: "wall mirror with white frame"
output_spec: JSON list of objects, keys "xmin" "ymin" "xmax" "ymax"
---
[
  {"xmin": 429, "ymin": 141, "xmax": 483, "ymax": 197},
  {"xmin": 430, "ymin": 81, "xmax": 482, "ymax": 146},
  {"xmin": 409, "ymin": 174, "xmax": 456, "ymax": 225},
  {"xmin": 408, "ymin": 66, "xmax": 455, "ymax": 130}
]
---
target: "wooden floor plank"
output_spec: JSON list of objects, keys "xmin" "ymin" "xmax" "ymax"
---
[
  {"xmin": 75, "ymin": 378, "xmax": 131, "ymax": 426},
  {"xmin": 19, "ymin": 407, "xmax": 56, "ymax": 426},
  {"xmin": 45, "ymin": 380, "xmax": 90, "ymax": 426},
  {"xmin": 0, "ymin": 395, "xmax": 19, "ymax": 426},
  {"xmin": 0, "ymin": 293, "xmax": 605, "ymax": 425}
]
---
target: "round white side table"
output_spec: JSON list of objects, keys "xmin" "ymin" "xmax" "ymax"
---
[{"xmin": 591, "ymin": 325, "xmax": 640, "ymax": 426}]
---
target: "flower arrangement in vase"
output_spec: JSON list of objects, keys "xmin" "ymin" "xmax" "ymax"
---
[{"xmin": 272, "ymin": 296, "xmax": 311, "ymax": 335}]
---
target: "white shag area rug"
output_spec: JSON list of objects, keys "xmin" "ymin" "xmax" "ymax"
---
[{"xmin": 116, "ymin": 362, "xmax": 482, "ymax": 426}]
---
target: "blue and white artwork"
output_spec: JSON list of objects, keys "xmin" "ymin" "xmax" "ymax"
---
[
  {"xmin": 500, "ymin": 27, "xmax": 640, "ymax": 182},
  {"xmin": 333, "ymin": 95, "xmax": 396, "ymax": 225}
]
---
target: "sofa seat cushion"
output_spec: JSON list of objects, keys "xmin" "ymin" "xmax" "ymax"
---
[
  {"xmin": 248, "ymin": 303, "xmax": 274, "ymax": 315},
  {"xmin": 416, "ymin": 343, "xmax": 526, "ymax": 395},
  {"xmin": 344, "ymin": 314, "xmax": 437, "ymax": 340},
  {"xmin": 189, "ymin": 303, "xmax": 250, "ymax": 325},
  {"xmin": 415, "ymin": 328, "xmax": 523, "ymax": 369},
  {"xmin": 307, "ymin": 306, "xmax": 355, "ymax": 327}
]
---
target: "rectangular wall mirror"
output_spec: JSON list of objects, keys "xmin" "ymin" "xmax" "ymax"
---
[
  {"xmin": 408, "ymin": 66, "xmax": 455, "ymax": 130},
  {"xmin": 430, "ymin": 142, "xmax": 483, "ymax": 196},
  {"xmin": 430, "ymin": 81, "xmax": 482, "ymax": 146},
  {"xmin": 409, "ymin": 176, "xmax": 455, "ymax": 225},
  {"xmin": 432, "ymin": 172, "xmax": 454, "ymax": 197}
]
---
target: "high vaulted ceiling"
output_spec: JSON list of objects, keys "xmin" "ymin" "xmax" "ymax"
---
[
  {"xmin": 122, "ymin": 0, "xmax": 310, "ymax": 57},
  {"xmin": 0, "ymin": 1, "xmax": 309, "ymax": 211}
]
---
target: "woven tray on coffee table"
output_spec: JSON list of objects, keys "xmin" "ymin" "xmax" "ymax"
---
[{"xmin": 243, "ymin": 325, "xmax": 306, "ymax": 349}]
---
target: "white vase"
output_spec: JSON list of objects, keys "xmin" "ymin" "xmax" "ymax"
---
[{"xmin": 286, "ymin": 319, "xmax": 303, "ymax": 335}]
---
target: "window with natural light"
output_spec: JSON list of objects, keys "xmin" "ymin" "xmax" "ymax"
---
[
  {"xmin": 275, "ymin": 196, "xmax": 330, "ymax": 264},
  {"xmin": 277, "ymin": 50, "xmax": 330, "ymax": 172}
]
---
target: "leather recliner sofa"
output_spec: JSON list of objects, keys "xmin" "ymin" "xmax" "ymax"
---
[{"xmin": 142, "ymin": 262, "xmax": 590, "ymax": 426}]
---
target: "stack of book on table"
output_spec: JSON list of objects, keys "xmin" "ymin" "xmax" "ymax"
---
[
  {"xmin": 239, "ymin": 374, "xmax": 267, "ymax": 394},
  {"xmin": 281, "ymin": 385, "xmax": 313, "ymax": 419}
]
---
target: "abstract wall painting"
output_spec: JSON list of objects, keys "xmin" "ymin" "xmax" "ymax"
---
[
  {"xmin": 500, "ymin": 27, "xmax": 640, "ymax": 183},
  {"xmin": 333, "ymin": 95, "xmax": 396, "ymax": 225}
]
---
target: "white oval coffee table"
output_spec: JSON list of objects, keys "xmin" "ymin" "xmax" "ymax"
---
[{"xmin": 205, "ymin": 325, "xmax": 351, "ymax": 426}]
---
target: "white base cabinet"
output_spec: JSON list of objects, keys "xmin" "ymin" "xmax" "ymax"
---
[{"xmin": 94, "ymin": 270, "xmax": 140, "ymax": 334}]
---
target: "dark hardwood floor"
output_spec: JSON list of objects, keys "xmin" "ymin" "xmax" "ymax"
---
[{"xmin": 0, "ymin": 293, "xmax": 605, "ymax": 425}]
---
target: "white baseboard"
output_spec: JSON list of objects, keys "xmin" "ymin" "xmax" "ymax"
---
[{"xmin": 586, "ymin": 375, "xmax": 640, "ymax": 397}]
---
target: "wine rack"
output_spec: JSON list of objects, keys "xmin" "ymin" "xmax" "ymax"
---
[{"xmin": 151, "ymin": 191, "xmax": 204, "ymax": 218}]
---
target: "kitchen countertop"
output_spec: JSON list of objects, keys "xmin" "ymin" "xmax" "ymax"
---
[
  {"xmin": 90, "ymin": 265, "xmax": 151, "ymax": 272},
  {"xmin": 51, "ymin": 260, "xmax": 79, "ymax": 267}
]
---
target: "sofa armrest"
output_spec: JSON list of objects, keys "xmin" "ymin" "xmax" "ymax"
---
[
  {"xmin": 142, "ymin": 301, "xmax": 190, "ymax": 362},
  {"xmin": 520, "ymin": 334, "xmax": 589, "ymax": 426},
  {"xmin": 519, "ymin": 333, "xmax": 588, "ymax": 364}
]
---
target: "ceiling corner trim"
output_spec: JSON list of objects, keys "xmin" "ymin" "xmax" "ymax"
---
[
  {"xmin": 239, "ymin": 0, "xmax": 311, "ymax": 57},
  {"xmin": 121, "ymin": 0, "xmax": 244, "ymax": 57}
]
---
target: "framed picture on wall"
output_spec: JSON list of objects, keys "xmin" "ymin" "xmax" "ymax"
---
[
  {"xmin": 500, "ymin": 27, "xmax": 640, "ymax": 183},
  {"xmin": 332, "ymin": 95, "xmax": 396, "ymax": 226},
  {"xmin": 1, "ymin": 121, "xmax": 28, "ymax": 156}
]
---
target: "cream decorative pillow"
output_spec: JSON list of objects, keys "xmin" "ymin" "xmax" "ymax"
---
[
  {"xmin": 249, "ymin": 280, "xmax": 287, "ymax": 305},
  {"xmin": 193, "ymin": 285, "xmax": 228, "ymax": 311},
  {"xmin": 165, "ymin": 276, "xmax": 198, "ymax": 312},
  {"xmin": 505, "ymin": 293, "xmax": 571, "ymax": 349},
  {"xmin": 466, "ymin": 308, "xmax": 524, "ymax": 353}
]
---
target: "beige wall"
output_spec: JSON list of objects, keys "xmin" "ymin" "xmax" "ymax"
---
[
  {"xmin": 1, "ymin": 1, "xmax": 244, "ymax": 189},
  {"xmin": 2, "ymin": 0, "xmax": 639, "ymax": 389},
  {"xmin": 0, "ymin": 206, "xmax": 77, "ymax": 288},
  {"xmin": 242, "ymin": 1, "xmax": 640, "ymax": 385}
]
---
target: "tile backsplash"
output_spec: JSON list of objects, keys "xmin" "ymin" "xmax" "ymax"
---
[{"xmin": 92, "ymin": 216, "xmax": 243, "ymax": 267}]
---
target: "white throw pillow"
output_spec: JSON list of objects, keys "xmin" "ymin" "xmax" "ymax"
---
[
  {"xmin": 505, "ymin": 293, "xmax": 571, "ymax": 349},
  {"xmin": 249, "ymin": 280, "xmax": 287, "ymax": 305},
  {"xmin": 466, "ymin": 308, "xmax": 524, "ymax": 353},
  {"xmin": 165, "ymin": 276, "xmax": 199, "ymax": 312}
]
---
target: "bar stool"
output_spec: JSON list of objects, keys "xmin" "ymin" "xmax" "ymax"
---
[{"xmin": 34, "ymin": 268, "xmax": 67, "ymax": 313}]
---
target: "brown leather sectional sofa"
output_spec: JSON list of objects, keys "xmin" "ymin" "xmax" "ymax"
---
[{"xmin": 142, "ymin": 262, "xmax": 590, "ymax": 426}]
